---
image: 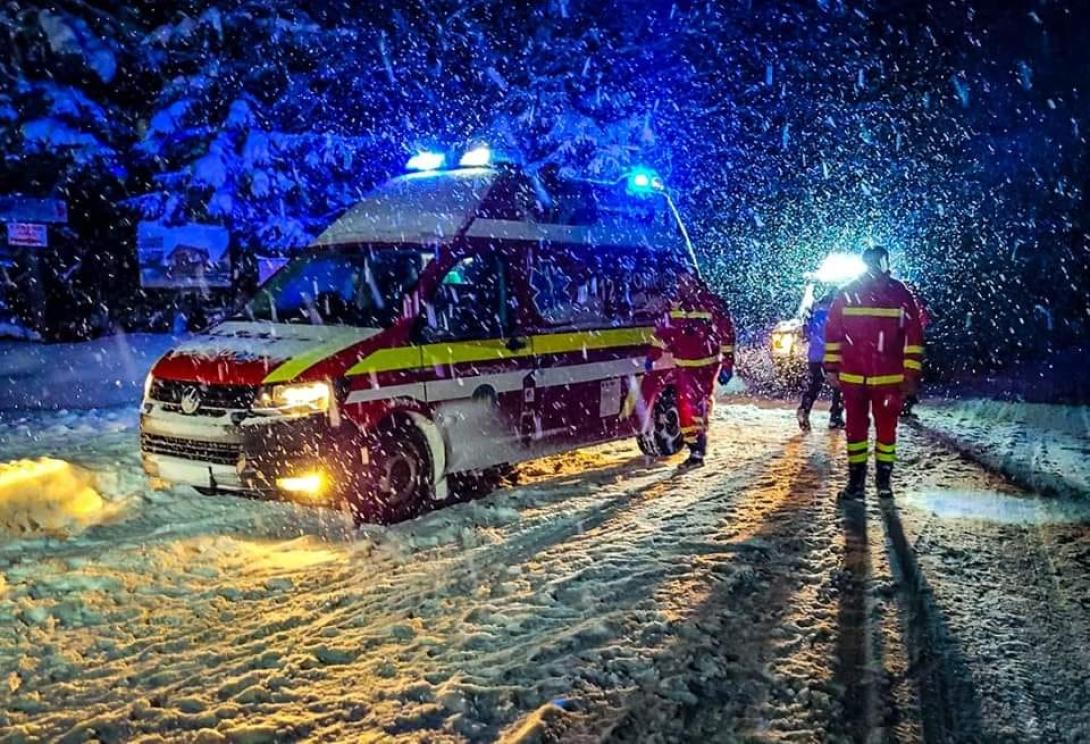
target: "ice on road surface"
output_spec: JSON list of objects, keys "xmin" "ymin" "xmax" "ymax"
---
[{"xmin": 0, "ymin": 401, "xmax": 1088, "ymax": 742}]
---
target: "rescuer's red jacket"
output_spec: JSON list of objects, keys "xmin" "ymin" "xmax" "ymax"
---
[
  {"xmin": 648, "ymin": 288, "xmax": 733, "ymax": 371},
  {"xmin": 823, "ymin": 273, "xmax": 924, "ymax": 387},
  {"xmin": 703, "ymin": 289, "xmax": 735, "ymax": 373}
]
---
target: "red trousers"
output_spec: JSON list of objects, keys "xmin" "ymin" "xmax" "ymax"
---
[
  {"xmin": 841, "ymin": 384, "xmax": 902, "ymax": 465},
  {"xmin": 678, "ymin": 365, "xmax": 718, "ymax": 445}
]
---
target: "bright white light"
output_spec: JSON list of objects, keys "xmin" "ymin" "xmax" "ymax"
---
[
  {"xmin": 627, "ymin": 166, "xmax": 663, "ymax": 194},
  {"xmin": 813, "ymin": 253, "xmax": 866, "ymax": 284},
  {"xmin": 406, "ymin": 151, "xmax": 446, "ymax": 171},
  {"xmin": 459, "ymin": 146, "xmax": 492, "ymax": 167}
]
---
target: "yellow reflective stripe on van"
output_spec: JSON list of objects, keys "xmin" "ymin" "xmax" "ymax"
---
[
  {"xmin": 904, "ymin": 345, "xmax": 924, "ymax": 354},
  {"xmin": 346, "ymin": 345, "xmax": 423, "ymax": 376},
  {"xmin": 842, "ymin": 306, "xmax": 903, "ymax": 318},
  {"xmin": 422, "ymin": 338, "xmax": 533, "ymax": 367},
  {"xmin": 669, "ymin": 310, "xmax": 712, "ymax": 320},
  {"xmin": 263, "ymin": 328, "xmax": 376, "ymax": 384},
  {"xmin": 531, "ymin": 326, "xmax": 653, "ymax": 356},
  {"xmin": 904, "ymin": 359, "xmax": 922, "ymax": 371},
  {"xmin": 345, "ymin": 327, "xmax": 655, "ymax": 377},
  {"xmin": 675, "ymin": 355, "xmax": 720, "ymax": 368}
]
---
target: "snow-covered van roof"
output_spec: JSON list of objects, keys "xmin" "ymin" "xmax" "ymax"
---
[
  {"xmin": 314, "ymin": 168, "xmax": 494, "ymax": 245},
  {"xmin": 312, "ymin": 165, "xmax": 693, "ymax": 262}
]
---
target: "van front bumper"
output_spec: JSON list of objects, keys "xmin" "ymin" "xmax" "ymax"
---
[{"xmin": 140, "ymin": 407, "xmax": 360, "ymax": 500}]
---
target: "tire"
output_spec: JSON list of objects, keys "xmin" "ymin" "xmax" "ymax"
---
[
  {"xmin": 448, "ymin": 464, "xmax": 514, "ymax": 502},
  {"xmin": 346, "ymin": 421, "xmax": 432, "ymax": 525},
  {"xmin": 637, "ymin": 388, "xmax": 684, "ymax": 457}
]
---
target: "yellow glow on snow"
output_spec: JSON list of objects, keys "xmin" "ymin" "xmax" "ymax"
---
[
  {"xmin": 241, "ymin": 538, "xmax": 341, "ymax": 572},
  {"xmin": 0, "ymin": 458, "xmax": 106, "ymax": 535},
  {"xmin": 276, "ymin": 471, "xmax": 327, "ymax": 501}
]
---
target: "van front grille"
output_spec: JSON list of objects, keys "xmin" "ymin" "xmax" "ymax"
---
[
  {"xmin": 149, "ymin": 380, "xmax": 257, "ymax": 413},
  {"xmin": 140, "ymin": 433, "xmax": 242, "ymax": 465}
]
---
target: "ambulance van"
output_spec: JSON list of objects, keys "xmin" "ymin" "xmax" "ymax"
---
[{"xmin": 140, "ymin": 149, "xmax": 729, "ymax": 522}]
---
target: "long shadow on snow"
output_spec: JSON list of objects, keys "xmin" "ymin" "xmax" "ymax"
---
[
  {"xmin": 877, "ymin": 497, "xmax": 986, "ymax": 743},
  {"xmin": 400, "ymin": 447, "xmax": 798, "ymax": 742},
  {"xmin": 600, "ymin": 434, "xmax": 836, "ymax": 741},
  {"xmin": 835, "ymin": 497, "xmax": 896, "ymax": 741}
]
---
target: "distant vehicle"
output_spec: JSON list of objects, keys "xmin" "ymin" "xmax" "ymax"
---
[
  {"xmin": 768, "ymin": 253, "xmax": 865, "ymax": 384},
  {"xmin": 140, "ymin": 148, "xmax": 730, "ymax": 523}
]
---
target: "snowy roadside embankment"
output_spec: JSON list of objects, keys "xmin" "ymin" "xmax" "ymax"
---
[
  {"xmin": 0, "ymin": 333, "xmax": 174, "ymax": 411},
  {"xmin": 0, "ymin": 458, "xmax": 113, "ymax": 536},
  {"xmin": 918, "ymin": 399, "xmax": 1090, "ymax": 498}
]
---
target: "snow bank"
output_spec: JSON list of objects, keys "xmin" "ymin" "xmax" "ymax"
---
[
  {"xmin": 0, "ymin": 458, "xmax": 108, "ymax": 535},
  {"xmin": 919, "ymin": 399, "xmax": 1090, "ymax": 497},
  {"xmin": 0, "ymin": 333, "xmax": 175, "ymax": 410}
]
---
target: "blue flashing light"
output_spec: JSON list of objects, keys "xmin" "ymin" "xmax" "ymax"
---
[
  {"xmin": 406, "ymin": 151, "xmax": 446, "ymax": 171},
  {"xmin": 627, "ymin": 166, "xmax": 664, "ymax": 194},
  {"xmin": 459, "ymin": 145, "xmax": 492, "ymax": 167}
]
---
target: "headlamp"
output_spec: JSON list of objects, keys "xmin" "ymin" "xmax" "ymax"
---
[{"xmin": 256, "ymin": 381, "xmax": 331, "ymax": 415}]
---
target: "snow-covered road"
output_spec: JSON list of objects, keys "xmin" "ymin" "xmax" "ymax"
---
[{"xmin": 1, "ymin": 401, "xmax": 1088, "ymax": 742}]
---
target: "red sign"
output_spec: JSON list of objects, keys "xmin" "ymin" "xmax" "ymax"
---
[{"xmin": 6, "ymin": 222, "xmax": 48, "ymax": 247}]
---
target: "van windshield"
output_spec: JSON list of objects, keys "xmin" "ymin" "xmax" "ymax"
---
[{"xmin": 238, "ymin": 248, "xmax": 431, "ymax": 327}]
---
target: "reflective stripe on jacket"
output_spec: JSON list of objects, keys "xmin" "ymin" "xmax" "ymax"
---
[
  {"xmin": 823, "ymin": 274, "xmax": 924, "ymax": 386},
  {"xmin": 648, "ymin": 297, "xmax": 732, "ymax": 370}
]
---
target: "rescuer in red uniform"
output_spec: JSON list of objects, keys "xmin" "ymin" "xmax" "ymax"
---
[
  {"xmin": 647, "ymin": 273, "xmax": 735, "ymax": 470},
  {"xmin": 824, "ymin": 247, "xmax": 924, "ymax": 500}
]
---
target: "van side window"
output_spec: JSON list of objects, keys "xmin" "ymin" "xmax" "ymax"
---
[
  {"xmin": 529, "ymin": 249, "xmax": 609, "ymax": 327},
  {"xmin": 421, "ymin": 253, "xmax": 510, "ymax": 341}
]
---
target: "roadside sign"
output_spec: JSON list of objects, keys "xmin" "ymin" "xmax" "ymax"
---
[
  {"xmin": 0, "ymin": 197, "xmax": 67, "ymax": 224},
  {"xmin": 6, "ymin": 222, "xmax": 48, "ymax": 247},
  {"xmin": 137, "ymin": 221, "xmax": 232, "ymax": 289}
]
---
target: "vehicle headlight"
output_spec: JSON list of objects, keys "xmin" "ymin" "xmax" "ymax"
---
[
  {"xmin": 771, "ymin": 332, "xmax": 796, "ymax": 357},
  {"xmin": 257, "ymin": 381, "xmax": 331, "ymax": 415}
]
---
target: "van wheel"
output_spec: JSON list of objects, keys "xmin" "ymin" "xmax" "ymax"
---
[
  {"xmin": 637, "ymin": 389, "xmax": 684, "ymax": 457},
  {"xmin": 347, "ymin": 423, "xmax": 432, "ymax": 525}
]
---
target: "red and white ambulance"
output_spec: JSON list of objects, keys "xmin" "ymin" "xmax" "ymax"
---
[{"xmin": 140, "ymin": 149, "xmax": 733, "ymax": 522}]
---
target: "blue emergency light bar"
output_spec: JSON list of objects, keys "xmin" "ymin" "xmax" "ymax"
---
[
  {"xmin": 459, "ymin": 145, "xmax": 492, "ymax": 167},
  {"xmin": 627, "ymin": 166, "xmax": 665, "ymax": 194},
  {"xmin": 406, "ymin": 151, "xmax": 447, "ymax": 171}
]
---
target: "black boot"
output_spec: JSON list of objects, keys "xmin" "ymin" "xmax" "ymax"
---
[
  {"xmin": 838, "ymin": 463, "xmax": 867, "ymax": 501},
  {"xmin": 678, "ymin": 436, "xmax": 706, "ymax": 470},
  {"xmin": 796, "ymin": 407, "xmax": 811, "ymax": 432},
  {"xmin": 828, "ymin": 413, "xmax": 845, "ymax": 430},
  {"xmin": 876, "ymin": 462, "xmax": 894, "ymax": 499}
]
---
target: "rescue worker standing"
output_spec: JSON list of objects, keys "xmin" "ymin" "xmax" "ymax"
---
[
  {"xmin": 647, "ymin": 272, "xmax": 734, "ymax": 470},
  {"xmin": 824, "ymin": 247, "xmax": 924, "ymax": 499},
  {"xmin": 797, "ymin": 290, "xmax": 845, "ymax": 431}
]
